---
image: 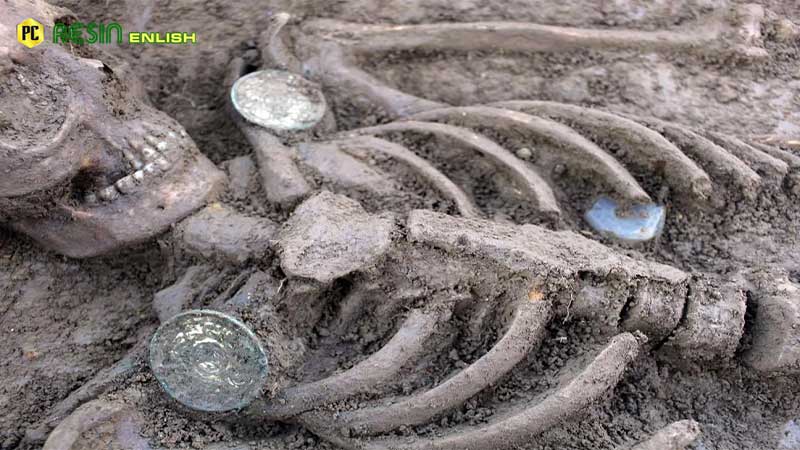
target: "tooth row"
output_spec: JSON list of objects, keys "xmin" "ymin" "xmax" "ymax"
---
[
  {"xmin": 128, "ymin": 127, "xmax": 187, "ymax": 167},
  {"xmin": 89, "ymin": 162, "xmax": 166, "ymax": 203},
  {"xmin": 89, "ymin": 158, "xmax": 172, "ymax": 204},
  {"xmin": 87, "ymin": 129, "xmax": 184, "ymax": 204}
]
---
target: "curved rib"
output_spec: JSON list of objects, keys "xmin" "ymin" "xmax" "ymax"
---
[
  {"xmin": 314, "ymin": 42, "xmax": 444, "ymax": 118},
  {"xmin": 248, "ymin": 304, "xmax": 453, "ymax": 420},
  {"xmin": 493, "ymin": 100, "xmax": 713, "ymax": 202},
  {"xmin": 704, "ymin": 132, "xmax": 789, "ymax": 181},
  {"xmin": 42, "ymin": 399, "xmax": 126, "ymax": 450},
  {"xmin": 334, "ymin": 136, "xmax": 481, "ymax": 218},
  {"xmin": 301, "ymin": 19, "xmax": 742, "ymax": 56},
  {"xmin": 259, "ymin": 12, "xmax": 303, "ymax": 73},
  {"xmin": 24, "ymin": 334, "xmax": 151, "ymax": 445},
  {"xmin": 348, "ymin": 121, "xmax": 561, "ymax": 218},
  {"xmin": 630, "ymin": 420, "xmax": 701, "ymax": 450},
  {"xmin": 750, "ymin": 142, "xmax": 800, "ymax": 169},
  {"xmin": 409, "ymin": 106, "xmax": 651, "ymax": 204},
  {"xmin": 302, "ymin": 332, "xmax": 644, "ymax": 450},
  {"xmin": 629, "ymin": 116, "xmax": 761, "ymax": 199},
  {"xmin": 324, "ymin": 298, "xmax": 551, "ymax": 435}
]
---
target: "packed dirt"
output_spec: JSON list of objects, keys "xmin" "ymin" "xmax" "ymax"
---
[{"xmin": 1, "ymin": 0, "xmax": 800, "ymax": 449}]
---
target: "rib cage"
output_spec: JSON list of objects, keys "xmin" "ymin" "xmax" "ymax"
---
[
  {"xmin": 36, "ymin": 8, "xmax": 800, "ymax": 450},
  {"xmin": 249, "ymin": 10, "xmax": 800, "ymax": 233},
  {"xmin": 254, "ymin": 206, "xmax": 722, "ymax": 450},
  {"xmin": 316, "ymin": 103, "xmax": 797, "ymax": 225},
  {"xmin": 209, "ymin": 11, "xmax": 798, "ymax": 450},
  {"xmin": 42, "ymin": 195, "xmax": 722, "ymax": 450}
]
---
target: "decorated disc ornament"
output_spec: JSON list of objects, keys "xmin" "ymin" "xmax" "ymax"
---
[
  {"xmin": 231, "ymin": 69, "xmax": 327, "ymax": 131},
  {"xmin": 149, "ymin": 310, "xmax": 269, "ymax": 412}
]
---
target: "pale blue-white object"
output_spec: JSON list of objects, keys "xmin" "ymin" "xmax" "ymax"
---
[
  {"xmin": 149, "ymin": 310, "xmax": 269, "ymax": 412},
  {"xmin": 585, "ymin": 196, "xmax": 665, "ymax": 242},
  {"xmin": 781, "ymin": 419, "xmax": 800, "ymax": 449}
]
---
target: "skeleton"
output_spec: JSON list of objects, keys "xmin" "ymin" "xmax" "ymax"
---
[
  {"xmin": 1, "ymin": 1, "xmax": 798, "ymax": 449},
  {"xmin": 37, "ymin": 191, "xmax": 795, "ymax": 449},
  {"xmin": 44, "ymin": 191, "xmax": 708, "ymax": 449}
]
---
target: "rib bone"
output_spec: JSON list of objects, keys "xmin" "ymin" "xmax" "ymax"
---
[
  {"xmin": 320, "ymin": 136, "xmax": 482, "ymax": 218},
  {"xmin": 246, "ymin": 302, "xmax": 454, "ymax": 420},
  {"xmin": 493, "ymin": 100, "xmax": 714, "ymax": 202},
  {"xmin": 408, "ymin": 106, "xmax": 651, "ymax": 205},
  {"xmin": 302, "ymin": 8, "xmax": 767, "ymax": 58},
  {"xmin": 302, "ymin": 332, "xmax": 645, "ymax": 450},
  {"xmin": 319, "ymin": 296, "xmax": 552, "ymax": 436},
  {"xmin": 348, "ymin": 121, "xmax": 561, "ymax": 219}
]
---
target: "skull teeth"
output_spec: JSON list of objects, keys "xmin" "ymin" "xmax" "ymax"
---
[
  {"xmin": 110, "ymin": 168, "xmax": 150, "ymax": 196},
  {"xmin": 114, "ymin": 174, "xmax": 138, "ymax": 194},
  {"xmin": 142, "ymin": 146, "xmax": 159, "ymax": 161},
  {"xmin": 94, "ymin": 156, "xmax": 168, "ymax": 202},
  {"xmin": 81, "ymin": 129, "xmax": 185, "ymax": 204},
  {"xmin": 143, "ymin": 163, "xmax": 160, "ymax": 175},
  {"xmin": 155, "ymin": 157, "xmax": 172, "ymax": 171},
  {"xmin": 98, "ymin": 186, "xmax": 120, "ymax": 201}
]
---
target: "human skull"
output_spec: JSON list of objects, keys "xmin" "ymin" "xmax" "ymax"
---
[{"xmin": 0, "ymin": 0, "xmax": 225, "ymax": 258}]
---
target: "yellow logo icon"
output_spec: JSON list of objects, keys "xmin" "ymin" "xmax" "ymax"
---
[{"xmin": 17, "ymin": 18, "xmax": 44, "ymax": 48}]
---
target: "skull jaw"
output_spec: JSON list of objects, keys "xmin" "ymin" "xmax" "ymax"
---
[{"xmin": 12, "ymin": 154, "xmax": 226, "ymax": 258}]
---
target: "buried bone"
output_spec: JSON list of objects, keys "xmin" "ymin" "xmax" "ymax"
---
[
  {"xmin": 141, "ymin": 198, "xmax": 752, "ymax": 450},
  {"xmin": 226, "ymin": 14, "xmax": 797, "ymax": 243},
  {"xmin": 11, "ymin": 4, "xmax": 800, "ymax": 449},
  {"xmin": 174, "ymin": 204, "xmax": 278, "ymax": 263},
  {"xmin": 744, "ymin": 281, "xmax": 800, "ymax": 375}
]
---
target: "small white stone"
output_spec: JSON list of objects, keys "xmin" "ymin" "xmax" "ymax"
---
[{"xmin": 126, "ymin": 137, "xmax": 142, "ymax": 150}]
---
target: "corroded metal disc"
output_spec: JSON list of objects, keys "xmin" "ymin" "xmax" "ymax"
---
[
  {"xmin": 231, "ymin": 69, "xmax": 327, "ymax": 131},
  {"xmin": 149, "ymin": 310, "xmax": 268, "ymax": 412}
]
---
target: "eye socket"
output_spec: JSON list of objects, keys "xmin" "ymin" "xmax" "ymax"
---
[{"xmin": 0, "ymin": 63, "xmax": 70, "ymax": 151}]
